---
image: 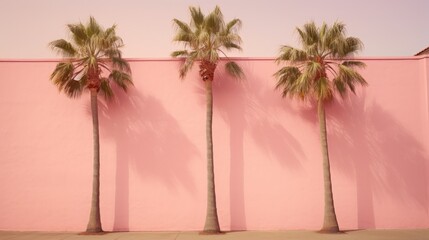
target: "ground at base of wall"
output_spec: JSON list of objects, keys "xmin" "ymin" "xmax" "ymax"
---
[{"xmin": 1, "ymin": 229, "xmax": 429, "ymax": 240}]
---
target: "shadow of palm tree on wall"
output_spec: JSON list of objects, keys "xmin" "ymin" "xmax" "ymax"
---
[
  {"xmin": 97, "ymin": 87, "xmax": 199, "ymax": 231},
  {"xmin": 213, "ymin": 60, "xmax": 305, "ymax": 230},
  {"xmin": 327, "ymin": 93, "xmax": 428, "ymax": 229}
]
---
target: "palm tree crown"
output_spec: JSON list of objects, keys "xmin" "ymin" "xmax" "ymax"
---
[
  {"xmin": 274, "ymin": 21, "xmax": 367, "ymax": 233},
  {"xmin": 49, "ymin": 16, "xmax": 132, "ymax": 99},
  {"xmin": 171, "ymin": 5, "xmax": 244, "ymax": 79},
  {"xmin": 275, "ymin": 21, "xmax": 367, "ymax": 102}
]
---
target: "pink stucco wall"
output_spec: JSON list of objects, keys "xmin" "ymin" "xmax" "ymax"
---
[{"xmin": 0, "ymin": 57, "xmax": 428, "ymax": 231}]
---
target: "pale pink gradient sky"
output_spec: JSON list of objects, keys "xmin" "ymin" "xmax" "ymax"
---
[{"xmin": 1, "ymin": 0, "xmax": 428, "ymax": 58}]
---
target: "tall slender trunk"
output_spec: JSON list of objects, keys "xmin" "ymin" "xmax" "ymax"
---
[
  {"xmin": 318, "ymin": 99, "xmax": 339, "ymax": 233},
  {"xmin": 86, "ymin": 89, "xmax": 103, "ymax": 233},
  {"xmin": 203, "ymin": 79, "xmax": 221, "ymax": 233}
]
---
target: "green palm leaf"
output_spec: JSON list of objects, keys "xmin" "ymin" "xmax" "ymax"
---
[
  {"xmin": 225, "ymin": 61, "xmax": 243, "ymax": 79},
  {"xmin": 179, "ymin": 55, "xmax": 196, "ymax": 79},
  {"xmin": 49, "ymin": 16, "xmax": 133, "ymax": 100},
  {"xmin": 225, "ymin": 18, "xmax": 242, "ymax": 33},
  {"xmin": 275, "ymin": 21, "xmax": 366, "ymax": 102},
  {"xmin": 173, "ymin": 19, "xmax": 192, "ymax": 34},
  {"xmin": 276, "ymin": 46, "xmax": 308, "ymax": 63},
  {"xmin": 63, "ymin": 77, "xmax": 84, "ymax": 98},
  {"xmin": 190, "ymin": 7, "xmax": 204, "ymax": 27},
  {"xmin": 223, "ymin": 42, "xmax": 242, "ymax": 51},
  {"xmin": 100, "ymin": 78, "xmax": 113, "ymax": 99},
  {"xmin": 109, "ymin": 70, "xmax": 133, "ymax": 91},
  {"xmin": 171, "ymin": 50, "xmax": 189, "ymax": 57},
  {"xmin": 49, "ymin": 39, "xmax": 77, "ymax": 57},
  {"xmin": 67, "ymin": 23, "xmax": 87, "ymax": 47},
  {"xmin": 110, "ymin": 57, "xmax": 131, "ymax": 73},
  {"xmin": 171, "ymin": 5, "xmax": 244, "ymax": 80}
]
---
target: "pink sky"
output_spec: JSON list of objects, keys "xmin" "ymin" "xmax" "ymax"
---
[{"xmin": 0, "ymin": 0, "xmax": 428, "ymax": 58}]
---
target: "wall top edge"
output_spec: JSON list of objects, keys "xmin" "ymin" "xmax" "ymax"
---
[
  {"xmin": 0, "ymin": 56, "xmax": 428, "ymax": 63},
  {"xmin": 0, "ymin": 57, "xmax": 274, "ymax": 63}
]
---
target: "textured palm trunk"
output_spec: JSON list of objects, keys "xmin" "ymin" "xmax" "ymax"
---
[
  {"xmin": 86, "ymin": 89, "xmax": 103, "ymax": 233},
  {"xmin": 318, "ymin": 99, "xmax": 339, "ymax": 233},
  {"xmin": 201, "ymin": 61, "xmax": 221, "ymax": 233},
  {"xmin": 202, "ymin": 79, "xmax": 221, "ymax": 233}
]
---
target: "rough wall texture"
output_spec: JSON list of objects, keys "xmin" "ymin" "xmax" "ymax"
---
[{"xmin": 0, "ymin": 57, "xmax": 428, "ymax": 231}]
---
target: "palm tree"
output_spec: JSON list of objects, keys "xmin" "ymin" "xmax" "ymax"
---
[
  {"xmin": 274, "ymin": 21, "xmax": 367, "ymax": 233},
  {"xmin": 49, "ymin": 16, "xmax": 133, "ymax": 233},
  {"xmin": 171, "ymin": 6, "xmax": 244, "ymax": 233}
]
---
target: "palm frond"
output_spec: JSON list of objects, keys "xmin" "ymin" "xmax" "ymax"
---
[
  {"xmin": 109, "ymin": 70, "xmax": 133, "ymax": 92},
  {"xmin": 67, "ymin": 23, "xmax": 87, "ymax": 47},
  {"xmin": 110, "ymin": 57, "xmax": 131, "ymax": 73},
  {"xmin": 208, "ymin": 49, "xmax": 219, "ymax": 62},
  {"xmin": 189, "ymin": 6, "xmax": 204, "ymax": 27},
  {"xmin": 222, "ymin": 42, "xmax": 242, "ymax": 51},
  {"xmin": 171, "ymin": 50, "xmax": 189, "ymax": 57},
  {"xmin": 302, "ymin": 61, "xmax": 321, "ymax": 81},
  {"xmin": 275, "ymin": 21, "xmax": 366, "ymax": 102},
  {"xmin": 219, "ymin": 33, "xmax": 242, "ymax": 45},
  {"xmin": 101, "ymin": 31, "xmax": 123, "ymax": 52},
  {"xmin": 276, "ymin": 45, "xmax": 308, "ymax": 63},
  {"xmin": 342, "ymin": 60, "xmax": 366, "ymax": 69},
  {"xmin": 320, "ymin": 22, "xmax": 327, "ymax": 40},
  {"xmin": 297, "ymin": 21, "xmax": 319, "ymax": 49},
  {"xmin": 104, "ymin": 25, "xmax": 117, "ymax": 39},
  {"xmin": 50, "ymin": 16, "xmax": 132, "ymax": 99},
  {"xmin": 87, "ymin": 16, "xmax": 102, "ymax": 37},
  {"xmin": 326, "ymin": 21, "xmax": 346, "ymax": 44},
  {"xmin": 274, "ymin": 66, "xmax": 301, "ymax": 98},
  {"xmin": 198, "ymin": 31, "xmax": 210, "ymax": 47},
  {"xmin": 315, "ymin": 77, "xmax": 333, "ymax": 101},
  {"xmin": 173, "ymin": 31, "xmax": 193, "ymax": 43},
  {"xmin": 333, "ymin": 78, "xmax": 346, "ymax": 97},
  {"xmin": 338, "ymin": 64, "xmax": 367, "ymax": 83},
  {"xmin": 63, "ymin": 77, "xmax": 84, "ymax": 98},
  {"xmin": 102, "ymin": 48, "xmax": 122, "ymax": 59},
  {"xmin": 71, "ymin": 65, "xmax": 87, "ymax": 81},
  {"xmin": 173, "ymin": 19, "xmax": 192, "ymax": 33},
  {"xmin": 225, "ymin": 18, "xmax": 242, "ymax": 33},
  {"xmin": 205, "ymin": 5, "xmax": 224, "ymax": 34},
  {"xmin": 325, "ymin": 22, "xmax": 349, "ymax": 57},
  {"xmin": 340, "ymin": 37, "xmax": 364, "ymax": 57},
  {"xmin": 49, "ymin": 39, "xmax": 77, "ymax": 57},
  {"xmin": 336, "ymin": 63, "xmax": 367, "ymax": 94},
  {"xmin": 179, "ymin": 53, "xmax": 196, "ymax": 79},
  {"xmin": 225, "ymin": 61, "xmax": 244, "ymax": 79},
  {"xmin": 50, "ymin": 62, "xmax": 74, "ymax": 89},
  {"xmin": 100, "ymin": 78, "xmax": 114, "ymax": 100}
]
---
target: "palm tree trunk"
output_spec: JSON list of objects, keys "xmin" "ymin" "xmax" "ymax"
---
[
  {"xmin": 318, "ymin": 99, "xmax": 339, "ymax": 233},
  {"xmin": 86, "ymin": 89, "xmax": 103, "ymax": 233},
  {"xmin": 203, "ymin": 80, "xmax": 221, "ymax": 233}
]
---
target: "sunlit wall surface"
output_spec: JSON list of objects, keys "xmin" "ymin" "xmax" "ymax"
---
[{"xmin": 0, "ymin": 57, "xmax": 428, "ymax": 231}]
